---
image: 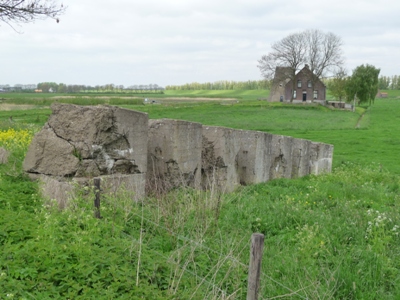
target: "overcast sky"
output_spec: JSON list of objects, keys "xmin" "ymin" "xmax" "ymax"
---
[{"xmin": 1, "ymin": 0, "xmax": 399, "ymax": 87}]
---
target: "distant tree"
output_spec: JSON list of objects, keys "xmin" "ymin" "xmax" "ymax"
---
[
  {"xmin": 327, "ymin": 67, "xmax": 348, "ymax": 102},
  {"xmin": 0, "ymin": 0, "xmax": 66, "ymax": 27},
  {"xmin": 346, "ymin": 64, "xmax": 380, "ymax": 106},
  {"xmin": 258, "ymin": 31, "xmax": 306, "ymax": 102},
  {"xmin": 258, "ymin": 29, "xmax": 344, "ymax": 102},
  {"xmin": 391, "ymin": 75, "xmax": 400, "ymax": 90},
  {"xmin": 37, "ymin": 82, "xmax": 58, "ymax": 92},
  {"xmin": 304, "ymin": 29, "xmax": 344, "ymax": 96},
  {"xmin": 58, "ymin": 83, "xmax": 66, "ymax": 93},
  {"xmin": 165, "ymin": 80, "xmax": 269, "ymax": 91},
  {"xmin": 378, "ymin": 76, "xmax": 390, "ymax": 90}
]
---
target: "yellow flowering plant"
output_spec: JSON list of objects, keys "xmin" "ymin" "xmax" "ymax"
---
[{"xmin": 0, "ymin": 128, "xmax": 34, "ymax": 151}]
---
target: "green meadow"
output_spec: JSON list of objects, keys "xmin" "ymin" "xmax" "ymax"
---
[{"xmin": 0, "ymin": 90, "xmax": 400, "ymax": 299}]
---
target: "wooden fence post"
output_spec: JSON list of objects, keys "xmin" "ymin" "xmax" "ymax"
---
[
  {"xmin": 94, "ymin": 177, "xmax": 101, "ymax": 219},
  {"xmin": 247, "ymin": 233, "xmax": 265, "ymax": 300}
]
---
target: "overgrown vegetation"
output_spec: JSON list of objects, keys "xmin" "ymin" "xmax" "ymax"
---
[{"xmin": 0, "ymin": 91, "xmax": 400, "ymax": 298}]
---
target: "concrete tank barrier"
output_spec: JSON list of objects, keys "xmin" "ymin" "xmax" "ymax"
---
[
  {"xmin": 23, "ymin": 104, "xmax": 333, "ymax": 206},
  {"xmin": 202, "ymin": 126, "xmax": 241, "ymax": 193},
  {"xmin": 23, "ymin": 103, "xmax": 148, "ymax": 207},
  {"xmin": 147, "ymin": 119, "xmax": 202, "ymax": 193},
  {"xmin": 201, "ymin": 127, "xmax": 332, "ymax": 192}
]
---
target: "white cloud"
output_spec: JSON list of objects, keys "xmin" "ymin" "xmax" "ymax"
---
[{"xmin": 1, "ymin": 0, "xmax": 399, "ymax": 86}]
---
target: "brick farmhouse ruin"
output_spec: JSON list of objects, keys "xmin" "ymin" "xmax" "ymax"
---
[{"xmin": 268, "ymin": 64, "xmax": 326, "ymax": 103}]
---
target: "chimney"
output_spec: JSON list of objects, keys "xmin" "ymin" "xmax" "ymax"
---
[{"xmin": 305, "ymin": 64, "xmax": 310, "ymax": 69}]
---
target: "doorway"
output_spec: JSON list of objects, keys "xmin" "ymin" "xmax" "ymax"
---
[{"xmin": 302, "ymin": 92, "xmax": 307, "ymax": 101}]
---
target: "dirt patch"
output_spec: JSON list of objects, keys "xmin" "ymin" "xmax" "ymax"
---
[
  {"xmin": 50, "ymin": 96, "xmax": 238, "ymax": 101},
  {"xmin": 160, "ymin": 97, "xmax": 238, "ymax": 101},
  {"xmin": 0, "ymin": 104, "xmax": 46, "ymax": 111},
  {"xmin": 50, "ymin": 96, "xmax": 142, "ymax": 100}
]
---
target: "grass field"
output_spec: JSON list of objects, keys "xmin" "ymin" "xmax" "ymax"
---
[
  {"xmin": 1, "ymin": 90, "xmax": 399, "ymax": 174},
  {"xmin": 1, "ymin": 90, "xmax": 400, "ymax": 299},
  {"xmin": 2, "ymin": 89, "xmax": 394, "ymax": 173}
]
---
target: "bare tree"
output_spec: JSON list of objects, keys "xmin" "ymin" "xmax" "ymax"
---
[
  {"xmin": 0, "ymin": 0, "xmax": 66, "ymax": 27},
  {"xmin": 257, "ymin": 31, "xmax": 306, "ymax": 101},
  {"xmin": 304, "ymin": 29, "xmax": 344, "ymax": 100},
  {"xmin": 258, "ymin": 29, "xmax": 344, "ymax": 102}
]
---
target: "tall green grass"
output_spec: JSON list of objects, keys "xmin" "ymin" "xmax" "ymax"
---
[
  {"xmin": 1, "ymin": 142, "xmax": 400, "ymax": 298},
  {"xmin": 1, "ymin": 91, "xmax": 400, "ymax": 298}
]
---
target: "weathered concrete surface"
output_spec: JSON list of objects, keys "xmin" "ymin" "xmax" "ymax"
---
[
  {"xmin": 0, "ymin": 147, "xmax": 10, "ymax": 164},
  {"xmin": 201, "ymin": 128, "xmax": 293, "ymax": 190},
  {"xmin": 148, "ymin": 119, "xmax": 202, "ymax": 192},
  {"xmin": 39, "ymin": 175, "xmax": 75, "ymax": 209},
  {"xmin": 202, "ymin": 126, "xmax": 333, "ymax": 191},
  {"xmin": 290, "ymin": 138, "xmax": 311, "ymax": 178},
  {"xmin": 23, "ymin": 104, "xmax": 148, "ymax": 206},
  {"xmin": 38, "ymin": 174, "xmax": 145, "ymax": 209},
  {"xmin": 202, "ymin": 126, "xmax": 241, "ymax": 193},
  {"xmin": 24, "ymin": 103, "xmax": 148, "ymax": 177},
  {"xmin": 99, "ymin": 174, "xmax": 146, "ymax": 201},
  {"xmin": 236, "ymin": 130, "xmax": 273, "ymax": 185},
  {"xmin": 309, "ymin": 142, "xmax": 333, "ymax": 175},
  {"xmin": 23, "ymin": 126, "xmax": 80, "ymax": 176}
]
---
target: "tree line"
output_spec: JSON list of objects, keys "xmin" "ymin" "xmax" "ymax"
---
[
  {"xmin": 325, "ymin": 75, "xmax": 400, "ymax": 91},
  {"xmin": 165, "ymin": 80, "xmax": 270, "ymax": 90},
  {"xmin": 36, "ymin": 82, "xmax": 164, "ymax": 93},
  {"xmin": 377, "ymin": 75, "xmax": 400, "ymax": 90},
  {"xmin": 325, "ymin": 64, "xmax": 380, "ymax": 106}
]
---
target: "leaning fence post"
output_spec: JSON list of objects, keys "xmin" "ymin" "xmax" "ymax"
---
[
  {"xmin": 93, "ymin": 177, "xmax": 101, "ymax": 219},
  {"xmin": 247, "ymin": 233, "xmax": 265, "ymax": 300}
]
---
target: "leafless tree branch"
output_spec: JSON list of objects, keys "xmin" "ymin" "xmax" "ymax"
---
[{"xmin": 0, "ymin": 0, "xmax": 66, "ymax": 27}]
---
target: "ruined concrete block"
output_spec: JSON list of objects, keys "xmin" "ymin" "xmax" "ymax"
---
[
  {"xmin": 268, "ymin": 134, "xmax": 293, "ymax": 180},
  {"xmin": 0, "ymin": 147, "xmax": 10, "ymax": 164},
  {"xmin": 37, "ymin": 173, "xmax": 145, "ymax": 209},
  {"xmin": 291, "ymin": 138, "xmax": 311, "ymax": 178},
  {"xmin": 148, "ymin": 119, "xmax": 202, "ymax": 191},
  {"xmin": 24, "ymin": 104, "xmax": 148, "ymax": 178},
  {"xmin": 202, "ymin": 127, "xmax": 312, "ymax": 190},
  {"xmin": 309, "ymin": 142, "xmax": 334, "ymax": 175},
  {"xmin": 236, "ymin": 130, "xmax": 274, "ymax": 185},
  {"xmin": 38, "ymin": 175, "xmax": 75, "ymax": 209},
  {"xmin": 23, "ymin": 125, "xmax": 80, "ymax": 176},
  {"xmin": 99, "ymin": 174, "xmax": 146, "ymax": 202},
  {"xmin": 113, "ymin": 107, "xmax": 148, "ymax": 174},
  {"xmin": 202, "ymin": 126, "xmax": 241, "ymax": 193},
  {"xmin": 24, "ymin": 104, "xmax": 148, "ymax": 202},
  {"xmin": 23, "ymin": 103, "xmax": 334, "ymax": 202}
]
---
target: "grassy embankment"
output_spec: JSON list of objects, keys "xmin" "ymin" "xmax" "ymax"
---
[{"xmin": 0, "ymin": 90, "xmax": 400, "ymax": 298}]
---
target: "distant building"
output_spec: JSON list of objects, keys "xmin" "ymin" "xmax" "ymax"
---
[
  {"xmin": 376, "ymin": 90, "xmax": 388, "ymax": 98},
  {"xmin": 268, "ymin": 67, "xmax": 292, "ymax": 102},
  {"xmin": 269, "ymin": 65, "xmax": 326, "ymax": 102}
]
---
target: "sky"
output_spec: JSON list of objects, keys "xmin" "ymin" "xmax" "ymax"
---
[{"xmin": 1, "ymin": 0, "xmax": 399, "ymax": 87}]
